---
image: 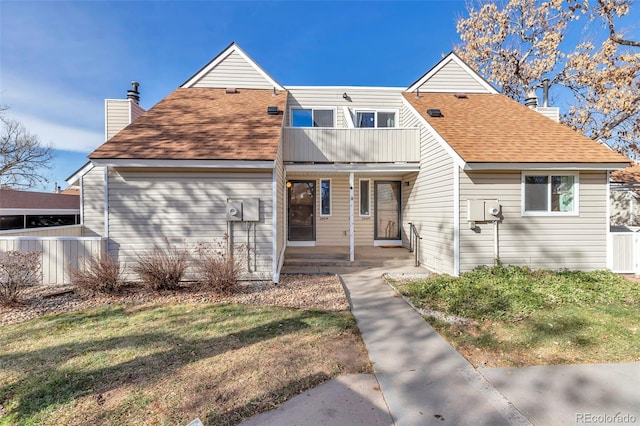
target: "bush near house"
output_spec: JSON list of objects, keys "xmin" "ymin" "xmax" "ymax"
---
[
  {"xmin": 195, "ymin": 238, "xmax": 245, "ymax": 295},
  {"xmin": 132, "ymin": 242, "xmax": 190, "ymax": 290},
  {"xmin": 68, "ymin": 253, "xmax": 125, "ymax": 295},
  {"xmin": 390, "ymin": 266, "xmax": 640, "ymax": 366},
  {"xmin": 0, "ymin": 250, "xmax": 41, "ymax": 305}
]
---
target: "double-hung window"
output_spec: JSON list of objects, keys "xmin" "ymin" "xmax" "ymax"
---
[
  {"xmin": 522, "ymin": 172, "xmax": 578, "ymax": 215},
  {"xmin": 355, "ymin": 110, "xmax": 396, "ymax": 128},
  {"xmin": 291, "ymin": 108, "xmax": 334, "ymax": 127}
]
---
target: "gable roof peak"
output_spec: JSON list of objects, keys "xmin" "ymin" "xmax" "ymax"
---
[
  {"xmin": 406, "ymin": 52, "xmax": 498, "ymax": 94},
  {"xmin": 181, "ymin": 42, "xmax": 284, "ymax": 91}
]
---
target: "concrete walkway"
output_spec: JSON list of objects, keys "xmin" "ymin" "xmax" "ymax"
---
[{"xmin": 241, "ymin": 266, "xmax": 640, "ymax": 425}]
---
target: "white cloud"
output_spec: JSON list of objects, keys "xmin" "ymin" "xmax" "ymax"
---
[
  {"xmin": 8, "ymin": 111, "xmax": 103, "ymax": 153},
  {"xmin": 1, "ymin": 72, "xmax": 105, "ymax": 152}
]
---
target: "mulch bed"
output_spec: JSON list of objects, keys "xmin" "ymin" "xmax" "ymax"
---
[{"xmin": 1, "ymin": 274, "xmax": 349, "ymax": 326}]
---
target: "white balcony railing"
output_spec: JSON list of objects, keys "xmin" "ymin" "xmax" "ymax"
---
[{"xmin": 283, "ymin": 127, "xmax": 420, "ymax": 163}]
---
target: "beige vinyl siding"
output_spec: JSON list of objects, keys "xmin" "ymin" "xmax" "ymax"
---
[
  {"xmin": 191, "ymin": 50, "xmax": 275, "ymax": 89},
  {"xmin": 106, "ymin": 169, "xmax": 273, "ymax": 278},
  {"xmin": 82, "ymin": 165, "xmax": 105, "ymax": 236},
  {"xmin": 458, "ymin": 170, "xmax": 608, "ymax": 272},
  {"xmin": 0, "ymin": 225, "xmax": 83, "ymax": 237},
  {"xmin": 286, "ymin": 87, "xmax": 405, "ymax": 127},
  {"xmin": 0, "ymin": 237, "xmax": 104, "ymax": 285},
  {"xmin": 417, "ymin": 60, "xmax": 488, "ymax": 93},
  {"xmin": 130, "ymin": 102, "xmax": 145, "ymax": 122},
  {"xmin": 105, "ymin": 100, "xmax": 131, "ymax": 140},
  {"xmin": 401, "ymin": 104, "xmax": 455, "ymax": 275}
]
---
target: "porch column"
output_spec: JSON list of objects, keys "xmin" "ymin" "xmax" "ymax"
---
[{"xmin": 350, "ymin": 172, "xmax": 354, "ymax": 262}]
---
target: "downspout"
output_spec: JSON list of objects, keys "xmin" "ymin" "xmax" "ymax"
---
[{"xmin": 349, "ymin": 172, "xmax": 355, "ymax": 262}]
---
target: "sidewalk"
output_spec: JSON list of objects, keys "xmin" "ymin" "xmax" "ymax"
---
[{"xmin": 241, "ymin": 266, "xmax": 640, "ymax": 425}]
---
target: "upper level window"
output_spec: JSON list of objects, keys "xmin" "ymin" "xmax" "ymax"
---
[
  {"xmin": 522, "ymin": 173, "xmax": 578, "ymax": 215},
  {"xmin": 291, "ymin": 108, "xmax": 334, "ymax": 127},
  {"xmin": 355, "ymin": 110, "xmax": 396, "ymax": 128}
]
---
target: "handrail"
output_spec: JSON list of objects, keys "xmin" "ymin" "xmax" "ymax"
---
[{"xmin": 408, "ymin": 222, "xmax": 422, "ymax": 267}]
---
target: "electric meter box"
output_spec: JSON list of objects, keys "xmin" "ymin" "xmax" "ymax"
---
[
  {"xmin": 226, "ymin": 202, "xmax": 243, "ymax": 221},
  {"xmin": 243, "ymin": 198, "xmax": 260, "ymax": 222},
  {"xmin": 467, "ymin": 199, "xmax": 501, "ymax": 222}
]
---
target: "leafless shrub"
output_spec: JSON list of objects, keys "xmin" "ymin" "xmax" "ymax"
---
[
  {"xmin": 195, "ymin": 236, "xmax": 245, "ymax": 295},
  {"xmin": 0, "ymin": 250, "xmax": 41, "ymax": 305},
  {"xmin": 69, "ymin": 253, "xmax": 124, "ymax": 295},
  {"xmin": 133, "ymin": 242, "xmax": 189, "ymax": 290}
]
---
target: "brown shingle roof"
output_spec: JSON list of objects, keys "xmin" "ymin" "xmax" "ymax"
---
[
  {"xmin": 611, "ymin": 164, "xmax": 640, "ymax": 182},
  {"xmin": 403, "ymin": 92, "xmax": 630, "ymax": 164},
  {"xmin": 90, "ymin": 88, "xmax": 287, "ymax": 161},
  {"xmin": 0, "ymin": 189, "xmax": 79, "ymax": 209}
]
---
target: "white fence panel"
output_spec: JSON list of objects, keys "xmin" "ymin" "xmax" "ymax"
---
[
  {"xmin": 609, "ymin": 232, "xmax": 637, "ymax": 274},
  {"xmin": 0, "ymin": 236, "xmax": 106, "ymax": 285}
]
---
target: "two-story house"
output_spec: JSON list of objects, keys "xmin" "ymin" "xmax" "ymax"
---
[{"xmin": 79, "ymin": 42, "xmax": 629, "ymax": 282}]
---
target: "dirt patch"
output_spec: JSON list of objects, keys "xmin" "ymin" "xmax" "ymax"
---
[{"xmin": 0, "ymin": 274, "xmax": 348, "ymax": 326}]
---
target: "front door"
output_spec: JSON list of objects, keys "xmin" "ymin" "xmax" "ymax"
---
[
  {"xmin": 288, "ymin": 180, "xmax": 316, "ymax": 241},
  {"xmin": 375, "ymin": 181, "xmax": 401, "ymax": 240}
]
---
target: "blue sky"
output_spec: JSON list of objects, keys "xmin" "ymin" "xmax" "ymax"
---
[
  {"xmin": 1, "ymin": 0, "xmax": 469, "ymax": 191},
  {"xmin": 2, "ymin": 1, "xmax": 638, "ymax": 192}
]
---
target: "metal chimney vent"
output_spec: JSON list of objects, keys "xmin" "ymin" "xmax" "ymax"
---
[
  {"xmin": 225, "ymin": 88, "xmax": 238, "ymax": 94},
  {"xmin": 267, "ymin": 106, "xmax": 279, "ymax": 115},
  {"xmin": 454, "ymin": 93, "xmax": 468, "ymax": 99},
  {"xmin": 127, "ymin": 81, "xmax": 140, "ymax": 104},
  {"xmin": 427, "ymin": 109, "xmax": 443, "ymax": 117}
]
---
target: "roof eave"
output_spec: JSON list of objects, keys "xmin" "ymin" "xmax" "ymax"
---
[
  {"xmin": 90, "ymin": 159, "xmax": 276, "ymax": 169},
  {"xmin": 463, "ymin": 162, "xmax": 631, "ymax": 171}
]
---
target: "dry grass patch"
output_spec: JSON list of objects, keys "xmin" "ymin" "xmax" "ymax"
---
[
  {"xmin": 0, "ymin": 274, "xmax": 369, "ymax": 425},
  {"xmin": 0, "ymin": 303, "xmax": 370, "ymax": 425}
]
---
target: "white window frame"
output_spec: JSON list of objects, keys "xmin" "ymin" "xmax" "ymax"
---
[
  {"xmin": 320, "ymin": 178, "xmax": 332, "ymax": 217},
  {"xmin": 359, "ymin": 178, "xmax": 371, "ymax": 217},
  {"xmin": 353, "ymin": 109, "xmax": 399, "ymax": 128},
  {"xmin": 289, "ymin": 107, "xmax": 337, "ymax": 128},
  {"xmin": 521, "ymin": 171, "xmax": 579, "ymax": 216}
]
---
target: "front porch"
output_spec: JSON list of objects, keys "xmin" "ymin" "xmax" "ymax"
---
[{"xmin": 281, "ymin": 245, "xmax": 417, "ymax": 273}]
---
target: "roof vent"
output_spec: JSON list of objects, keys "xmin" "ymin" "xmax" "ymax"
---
[
  {"xmin": 226, "ymin": 88, "xmax": 238, "ymax": 94},
  {"xmin": 127, "ymin": 81, "xmax": 140, "ymax": 104},
  {"xmin": 267, "ymin": 106, "xmax": 279, "ymax": 115},
  {"xmin": 454, "ymin": 93, "xmax": 468, "ymax": 99},
  {"xmin": 427, "ymin": 109, "xmax": 443, "ymax": 118}
]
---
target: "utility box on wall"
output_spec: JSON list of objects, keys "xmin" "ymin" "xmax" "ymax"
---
[
  {"xmin": 467, "ymin": 199, "xmax": 501, "ymax": 223},
  {"xmin": 226, "ymin": 201, "xmax": 243, "ymax": 221},
  {"xmin": 243, "ymin": 198, "xmax": 260, "ymax": 222}
]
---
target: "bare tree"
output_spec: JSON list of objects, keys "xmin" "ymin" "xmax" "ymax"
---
[
  {"xmin": 0, "ymin": 107, "xmax": 53, "ymax": 189},
  {"xmin": 455, "ymin": 0, "xmax": 640, "ymax": 156}
]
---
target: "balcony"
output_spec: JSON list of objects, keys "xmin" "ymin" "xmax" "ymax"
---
[{"xmin": 282, "ymin": 127, "xmax": 420, "ymax": 163}]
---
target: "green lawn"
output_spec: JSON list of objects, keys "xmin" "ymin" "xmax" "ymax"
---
[
  {"xmin": 0, "ymin": 303, "xmax": 370, "ymax": 425},
  {"xmin": 389, "ymin": 266, "xmax": 640, "ymax": 366}
]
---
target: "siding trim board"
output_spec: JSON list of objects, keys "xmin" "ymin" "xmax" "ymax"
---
[
  {"xmin": 285, "ymin": 164, "xmax": 420, "ymax": 173},
  {"xmin": 454, "ymin": 163, "xmax": 460, "ymax": 276}
]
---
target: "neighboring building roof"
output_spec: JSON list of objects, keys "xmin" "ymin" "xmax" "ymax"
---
[
  {"xmin": 90, "ymin": 88, "xmax": 287, "ymax": 161},
  {"xmin": 0, "ymin": 188, "xmax": 79, "ymax": 210},
  {"xmin": 403, "ymin": 92, "xmax": 630, "ymax": 165},
  {"xmin": 611, "ymin": 165, "xmax": 640, "ymax": 182}
]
